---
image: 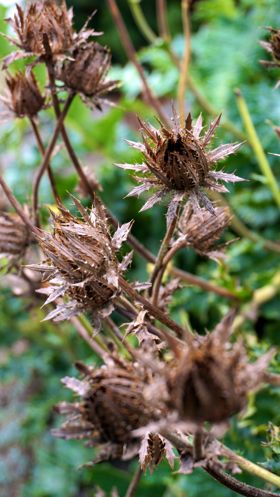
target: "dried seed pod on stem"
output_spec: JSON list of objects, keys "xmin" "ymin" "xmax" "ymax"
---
[
  {"xmin": 166, "ymin": 311, "xmax": 274, "ymax": 424},
  {"xmin": 32, "ymin": 197, "xmax": 133, "ymax": 325},
  {"xmin": 117, "ymin": 114, "xmax": 243, "ymax": 214},
  {"xmin": 52, "ymin": 356, "xmax": 166, "ymax": 464},
  {"xmin": 0, "ymin": 70, "xmax": 45, "ymax": 119},
  {"xmin": 0, "ymin": 210, "xmax": 31, "ymax": 268}
]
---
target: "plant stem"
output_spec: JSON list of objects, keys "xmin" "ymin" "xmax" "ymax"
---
[
  {"xmin": 205, "ymin": 463, "xmax": 280, "ymax": 497},
  {"xmin": 156, "ymin": 0, "xmax": 171, "ymax": 41},
  {"xmin": 0, "ymin": 175, "xmax": 35, "ymax": 230},
  {"xmin": 29, "ymin": 117, "xmax": 60, "ymax": 204},
  {"xmin": 70, "ymin": 316, "xmax": 109, "ymax": 360},
  {"xmin": 77, "ymin": 314, "xmax": 109, "ymax": 353},
  {"xmin": 107, "ymin": 0, "xmax": 169, "ymax": 127},
  {"xmin": 178, "ymin": 0, "xmax": 191, "ymax": 127},
  {"xmin": 32, "ymin": 93, "xmax": 74, "ymax": 225},
  {"xmin": 235, "ymin": 88, "xmax": 280, "ymax": 208},
  {"xmin": 150, "ymin": 205, "xmax": 180, "ymax": 304},
  {"xmin": 193, "ymin": 430, "xmax": 204, "ymax": 462},
  {"xmin": 119, "ymin": 276, "xmax": 192, "ymax": 342},
  {"xmin": 221, "ymin": 445, "xmax": 280, "ymax": 489},
  {"xmin": 128, "ymin": 0, "xmax": 157, "ymax": 45},
  {"xmin": 125, "ymin": 466, "xmax": 143, "ymax": 497}
]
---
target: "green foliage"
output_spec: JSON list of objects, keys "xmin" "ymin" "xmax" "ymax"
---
[{"xmin": 0, "ymin": 1, "xmax": 280, "ymax": 496}]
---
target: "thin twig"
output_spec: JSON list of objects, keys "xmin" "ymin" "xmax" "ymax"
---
[
  {"xmin": 128, "ymin": 0, "xmax": 157, "ymax": 45},
  {"xmin": 29, "ymin": 117, "xmax": 60, "ymax": 204},
  {"xmin": 107, "ymin": 0, "xmax": 169, "ymax": 128},
  {"xmin": 32, "ymin": 93, "xmax": 74, "ymax": 224},
  {"xmin": 120, "ymin": 276, "xmax": 192, "ymax": 342},
  {"xmin": 125, "ymin": 465, "xmax": 143, "ymax": 497},
  {"xmin": 70, "ymin": 315, "xmax": 109, "ymax": 361},
  {"xmin": 178, "ymin": 0, "xmax": 191, "ymax": 127},
  {"xmin": 205, "ymin": 463, "xmax": 280, "ymax": 497},
  {"xmin": 0, "ymin": 175, "xmax": 35, "ymax": 230},
  {"xmin": 156, "ymin": 0, "xmax": 171, "ymax": 41}
]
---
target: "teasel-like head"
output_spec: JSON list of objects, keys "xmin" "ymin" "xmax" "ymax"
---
[
  {"xmin": 3, "ymin": 1, "xmax": 98, "ymax": 67},
  {"xmin": 52, "ymin": 358, "xmax": 163, "ymax": 463},
  {"xmin": 0, "ymin": 70, "xmax": 45, "ymax": 119},
  {"xmin": 33, "ymin": 197, "xmax": 132, "ymax": 324},
  {"xmin": 56, "ymin": 42, "xmax": 118, "ymax": 110},
  {"xmin": 178, "ymin": 204, "xmax": 231, "ymax": 260},
  {"xmin": 260, "ymin": 27, "xmax": 280, "ymax": 68},
  {"xmin": 117, "ymin": 114, "xmax": 243, "ymax": 214},
  {"xmin": 0, "ymin": 211, "xmax": 31, "ymax": 268},
  {"xmin": 167, "ymin": 311, "xmax": 274, "ymax": 424}
]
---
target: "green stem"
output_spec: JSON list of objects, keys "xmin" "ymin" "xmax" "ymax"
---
[
  {"xmin": 77, "ymin": 314, "xmax": 108, "ymax": 353},
  {"xmin": 222, "ymin": 445, "xmax": 280, "ymax": 489},
  {"xmin": 235, "ymin": 88, "xmax": 280, "ymax": 209},
  {"xmin": 128, "ymin": 0, "xmax": 158, "ymax": 44}
]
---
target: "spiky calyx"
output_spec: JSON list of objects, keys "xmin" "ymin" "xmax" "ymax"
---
[
  {"xmin": 52, "ymin": 359, "xmax": 159, "ymax": 461},
  {"xmin": 0, "ymin": 211, "xmax": 30, "ymax": 263},
  {"xmin": 33, "ymin": 198, "xmax": 132, "ymax": 322},
  {"xmin": 56, "ymin": 42, "xmax": 118, "ymax": 109},
  {"xmin": 117, "ymin": 114, "xmax": 243, "ymax": 213},
  {"xmin": 1, "ymin": 70, "xmax": 45, "ymax": 118},
  {"xmin": 167, "ymin": 312, "xmax": 273, "ymax": 424}
]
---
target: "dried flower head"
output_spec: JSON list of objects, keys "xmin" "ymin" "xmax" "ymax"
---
[
  {"xmin": 33, "ymin": 198, "xmax": 132, "ymax": 323},
  {"xmin": 0, "ymin": 211, "xmax": 30, "ymax": 266},
  {"xmin": 52, "ymin": 359, "xmax": 160, "ymax": 462},
  {"xmin": 260, "ymin": 27, "xmax": 280, "ymax": 68},
  {"xmin": 0, "ymin": 70, "xmax": 45, "ymax": 119},
  {"xmin": 56, "ymin": 42, "xmax": 118, "ymax": 109},
  {"xmin": 178, "ymin": 204, "xmax": 231, "ymax": 259},
  {"xmin": 117, "ymin": 114, "xmax": 243, "ymax": 213},
  {"xmin": 167, "ymin": 312, "xmax": 274, "ymax": 424},
  {"xmin": 3, "ymin": 1, "xmax": 98, "ymax": 67}
]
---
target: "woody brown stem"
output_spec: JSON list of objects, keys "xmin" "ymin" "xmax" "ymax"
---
[
  {"xmin": 32, "ymin": 93, "xmax": 74, "ymax": 225},
  {"xmin": 178, "ymin": 0, "xmax": 191, "ymax": 127},
  {"xmin": 193, "ymin": 430, "xmax": 204, "ymax": 462},
  {"xmin": 0, "ymin": 176, "xmax": 35, "ymax": 231},
  {"xmin": 29, "ymin": 117, "xmax": 60, "ymax": 204},
  {"xmin": 205, "ymin": 463, "xmax": 280, "ymax": 497},
  {"xmin": 107, "ymin": 0, "xmax": 170, "ymax": 128},
  {"xmin": 119, "ymin": 276, "xmax": 192, "ymax": 342},
  {"xmin": 125, "ymin": 466, "xmax": 143, "ymax": 497}
]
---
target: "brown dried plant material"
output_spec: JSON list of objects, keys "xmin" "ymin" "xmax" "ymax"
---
[
  {"xmin": 0, "ymin": 211, "xmax": 31, "ymax": 266},
  {"xmin": 56, "ymin": 42, "xmax": 118, "ymax": 110},
  {"xmin": 117, "ymin": 114, "xmax": 243, "ymax": 214},
  {"xmin": 178, "ymin": 205, "xmax": 231, "ymax": 260},
  {"xmin": 1, "ymin": 70, "xmax": 45, "ymax": 119},
  {"xmin": 260, "ymin": 27, "xmax": 280, "ymax": 68},
  {"xmin": 52, "ymin": 359, "xmax": 162, "ymax": 463},
  {"xmin": 167, "ymin": 312, "xmax": 274, "ymax": 424},
  {"xmin": 33, "ymin": 198, "xmax": 132, "ymax": 324},
  {"xmin": 3, "ymin": 1, "xmax": 98, "ymax": 67},
  {"xmin": 139, "ymin": 432, "xmax": 176, "ymax": 472}
]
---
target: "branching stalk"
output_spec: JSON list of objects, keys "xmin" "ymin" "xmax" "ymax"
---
[{"xmin": 178, "ymin": 0, "xmax": 191, "ymax": 127}]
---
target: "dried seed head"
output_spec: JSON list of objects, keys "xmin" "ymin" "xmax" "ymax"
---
[
  {"xmin": 57, "ymin": 42, "xmax": 117, "ymax": 108},
  {"xmin": 167, "ymin": 313, "xmax": 273, "ymax": 424},
  {"xmin": 52, "ymin": 359, "xmax": 158, "ymax": 460},
  {"xmin": 3, "ymin": 1, "xmax": 100, "ymax": 68},
  {"xmin": 260, "ymin": 27, "xmax": 280, "ymax": 68},
  {"xmin": 34, "ymin": 198, "xmax": 132, "ymax": 322},
  {"xmin": 118, "ymin": 114, "xmax": 243, "ymax": 214},
  {"xmin": 179, "ymin": 205, "xmax": 231, "ymax": 255},
  {"xmin": 0, "ymin": 211, "xmax": 30, "ymax": 264},
  {"xmin": 2, "ymin": 70, "xmax": 45, "ymax": 118}
]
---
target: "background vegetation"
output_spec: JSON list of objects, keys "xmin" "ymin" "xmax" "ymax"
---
[{"xmin": 0, "ymin": 0, "xmax": 280, "ymax": 496}]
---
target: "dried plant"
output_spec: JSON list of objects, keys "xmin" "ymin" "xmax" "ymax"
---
[
  {"xmin": 117, "ymin": 115, "xmax": 243, "ymax": 213},
  {"xmin": 260, "ymin": 27, "xmax": 280, "ymax": 68},
  {"xmin": 0, "ymin": 2, "xmax": 279, "ymax": 497},
  {"xmin": 0, "ymin": 70, "xmax": 45, "ymax": 119},
  {"xmin": 33, "ymin": 198, "xmax": 132, "ymax": 324},
  {"xmin": 166, "ymin": 312, "xmax": 274, "ymax": 424}
]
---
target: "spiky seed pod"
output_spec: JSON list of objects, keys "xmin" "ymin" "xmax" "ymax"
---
[
  {"xmin": 57, "ymin": 43, "xmax": 118, "ymax": 109},
  {"xmin": 117, "ymin": 114, "xmax": 243, "ymax": 213},
  {"xmin": 1, "ymin": 71, "xmax": 45, "ymax": 118},
  {"xmin": 167, "ymin": 312, "xmax": 274, "ymax": 424},
  {"xmin": 178, "ymin": 205, "xmax": 231, "ymax": 256},
  {"xmin": 52, "ymin": 360, "xmax": 159, "ymax": 461},
  {"xmin": 260, "ymin": 27, "xmax": 280, "ymax": 68},
  {"xmin": 3, "ymin": 1, "xmax": 98, "ymax": 68},
  {"xmin": 33, "ymin": 198, "xmax": 132, "ymax": 323},
  {"xmin": 0, "ymin": 212, "xmax": 30, "ymax": 263}
]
